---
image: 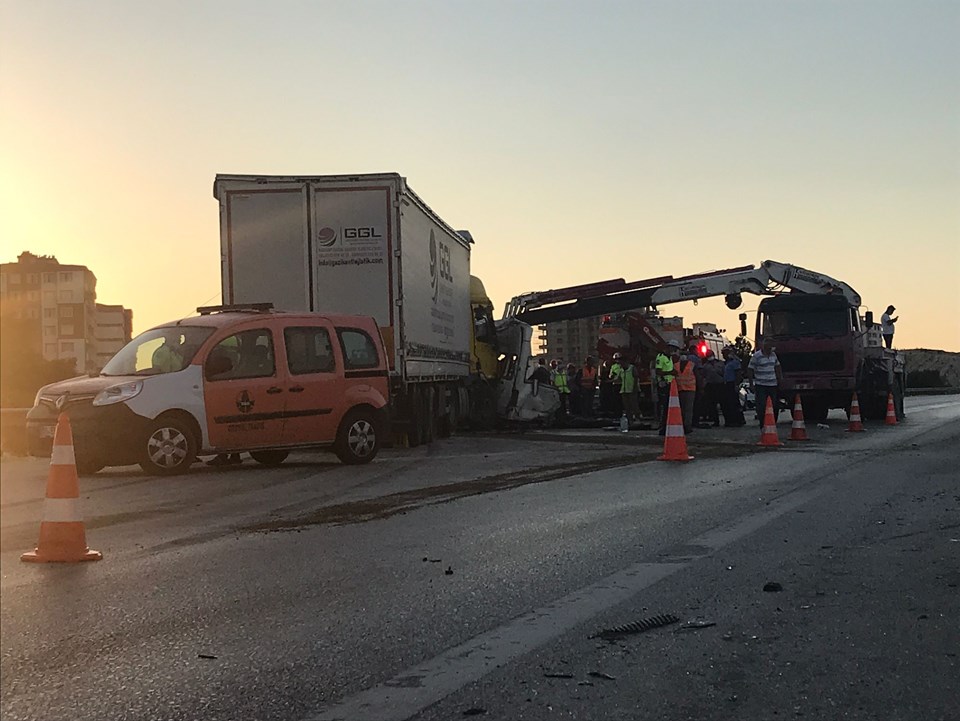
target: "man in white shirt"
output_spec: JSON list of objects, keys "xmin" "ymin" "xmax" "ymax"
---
[
  {"xmin": 880, "ymin": 305, "xmax": 898, "ymax": 349},
  {"xmin": 746, "ymin": 338, "xmax": 783, "ymax": 425}
]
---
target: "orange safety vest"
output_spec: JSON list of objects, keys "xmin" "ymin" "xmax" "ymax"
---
[
  {"xmin": 675, "ymin": 359, "xmax": 697, "ymax": 392},
  {"xmin": 580, "ymin": 366, "xmax": 597, "ymax": 389}
]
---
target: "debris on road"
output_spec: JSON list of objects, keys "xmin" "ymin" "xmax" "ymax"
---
[
  {"xmin": 462, "ymin": 708, "xmax": 486, "ymax": 716},
  {"xmin": 543, "ymin": 672, "xmax": 574, "ymax": 679},
  {"xmin": 198, "ymin": 653, "xmax": 218, "ymax": 660},
  {"xmin": 763, "ymin": 582, "xmax": 784, "ymax": 592},
  {"xmin": 445, "ymin": 566, "xmax": 454, "ymax": 575},
  {"xmin": 677, "ymin": 620, "xmax": 717, "ymax": 631},
  {"xmin": 588, "ymin": 671, "xmax": 617, "ymax": 681},
  {"xmin": 590, "ymin": 613, "xmax": 680, "ymax": 639},
  {"xmin": 421, "ymin": 557, "xmax": 442, "ymax": 562}
]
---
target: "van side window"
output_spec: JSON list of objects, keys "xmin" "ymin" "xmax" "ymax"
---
[
  {"xmin": 205, "ymin": 329, "xmax": 275, "ymax": 381},
  {"xmin": 284, "ymin": 326, "xmax": 336, "ymax": 375},
  {"xmin": 337, "ymin": 328, "xmax": 380, "ymax": 370}
]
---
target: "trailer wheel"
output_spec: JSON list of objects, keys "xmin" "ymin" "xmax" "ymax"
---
[
  {"xmin": 421, "ymin": 385, "xmax": 436, "ymax": 444},
  {"xmin": 406, "ymin": 386, "xmax": 424, "ymax": 448},
  {"xmin": 335, "ymin": 408, "xmax": 380, "ymax": 464},
  {"xmin": 438, "ymin": 384, "xmax": 455, "ymax": 439}
]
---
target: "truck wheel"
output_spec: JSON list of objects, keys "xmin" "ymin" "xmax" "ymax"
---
[
  {"xmin": 139, "ymin": 415, "xmax": 197, "ymax": 476},
  {"xmin": 250, "ymin": 450, "xmax": 289, "ymax": 466},
  {"xmin": 335, "ymin": 409, "xmax": 380, "ymax": 464},
  {"xmin": 422, "ymin": 386, "xmax": 436, "ymax": 444},
  {"xmin": 406, "ymin": 387, "xmax": 424, "ymax": 448},
  {"xmin": 438, "ymin": 384, "xmax": 455, "ymax": 439}
]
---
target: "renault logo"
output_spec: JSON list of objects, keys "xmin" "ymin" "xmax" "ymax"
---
[{"xmin": 55, "ymin": 393, "xmax": 69, "ymax": 411}]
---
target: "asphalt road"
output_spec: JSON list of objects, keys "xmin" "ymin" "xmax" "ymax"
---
[{"xmin": 1, "ymin": 396, "xmax": 958, "ymax": 721}]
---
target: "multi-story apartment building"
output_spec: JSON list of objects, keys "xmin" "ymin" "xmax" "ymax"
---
[
  {"xmin": 95, "ymin": 303, "xmax": 134, "ymax": 368},
  {"xmin": 537, "ymin": 315, "xmax": 604, "ymax": 367},
  {"xmin": 0, "ymin": 252, "xmax": 132, "ymax": 373}
]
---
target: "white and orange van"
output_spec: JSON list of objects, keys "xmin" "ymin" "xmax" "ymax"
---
[{"xmin": 26, "ymin": 305, "xmax": 390, "ymax": 475}]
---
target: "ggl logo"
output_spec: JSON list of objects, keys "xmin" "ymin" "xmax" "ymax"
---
[{"xmin": 429, "ymin": 229, "xmax": 453, "ymax": 303}]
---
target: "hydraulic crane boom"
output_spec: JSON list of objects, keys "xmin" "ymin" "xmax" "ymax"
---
[{"xmin": 505, "ymin": 260, "xmax": 861, "ymax": 326}]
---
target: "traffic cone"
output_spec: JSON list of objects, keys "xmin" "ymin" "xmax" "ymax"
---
[
  {"xmin": 757, "ymin": 396, "xmax": 782, "ymax": 447},
  {"xmin": 789, "ymin": 394, "xmax": 809, "ymax": 441},
  {"xmin": 658, "ymin": 380, "xmax": 693, "ymax": 462},
  {"xmin": 884, "ymin": 392, "xmax": 898, "ymax": 426},
  {"xmin": 21, "ymin": 414, "xmax": 102, "ymax": 563},
  {"xmin": 846, "ymin": 392, "xmax": 865, "ymax": 433}
]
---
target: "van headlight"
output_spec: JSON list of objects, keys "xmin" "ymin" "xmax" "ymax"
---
[{"xmin": 93, "ymin": 381, "xmax": 143, "ymax": 406}]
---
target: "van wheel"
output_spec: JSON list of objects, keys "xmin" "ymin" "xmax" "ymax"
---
[
  {"xmin": 250, "ymin": 450, "xmax": 289, "ymax": 466},
  {"xmin": 335, "ymin": 409, "xmax": 380, "ymax": 465},
  {"xmin": 139, "ymin": 416, "xmax": 197, "ymax": 476}
]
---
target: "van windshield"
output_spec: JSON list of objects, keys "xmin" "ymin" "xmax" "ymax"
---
[{"xmin": 100, "ymin": 326, "xmax": 216, "ymax": 376}]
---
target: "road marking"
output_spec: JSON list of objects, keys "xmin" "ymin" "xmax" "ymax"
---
[{"xmin": 306, "ymin": 485, "xmax": 826, "ymax": 721}]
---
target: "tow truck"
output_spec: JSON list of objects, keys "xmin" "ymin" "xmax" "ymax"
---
[{"xmin": 505, "ymin": 260, "xmax": 905, "ymax": 422}]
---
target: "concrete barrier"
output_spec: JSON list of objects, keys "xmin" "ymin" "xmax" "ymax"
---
[{"xmin": 1, "ymin": 408, "xmax": 29, "ymax": 456}]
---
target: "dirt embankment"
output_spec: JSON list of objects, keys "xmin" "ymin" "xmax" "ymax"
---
[{"xmin": 901, "ymin": 349, "xmax": 960, "ymax": 389}]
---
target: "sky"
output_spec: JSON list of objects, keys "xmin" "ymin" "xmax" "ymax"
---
[{"xmin": 1, "ymin": 0, "xmax": 958, "ymax": 350}]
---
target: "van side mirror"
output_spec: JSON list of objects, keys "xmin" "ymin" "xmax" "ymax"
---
[{"xmin": 205, "ymin": 353, "xmax": 233, "ymax": 379}]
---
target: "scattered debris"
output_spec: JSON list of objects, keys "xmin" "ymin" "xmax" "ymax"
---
[
  {"xmin": 591, "ymin": 613, "xmax": 680, "ymax": 639},
  {"xmin": 763, "ymin": 582, "xmax": 784, "ymax": 592},
  {"xmin": 918, "ymin": 614, "xmax": 929, "ymax": 620},
  {"xmin": 198, "ymin": 653, "xmax": 218, "ymax": 660},
  {"xmin": 543, "ymin": 672, "xmax": 574, "ymax": 679},
  {"xmin": 462, "ymin": 708, "xmax": 486, "ymax": 716},
  {"xmin": 678, "ymin": 620, "xmax": 717, "ymax": 631},
  {"xmin": 445, "ymin": 566, "xmax": 454, "ymax": 575},
  {"xmin": 588, "ymin": 671, "xmax": 616, "ymax": 681},
  {"xmin": 817, "ymin": 423, "xmax": 830, "ymax": 430}
]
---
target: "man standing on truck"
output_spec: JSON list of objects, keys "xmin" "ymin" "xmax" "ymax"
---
[
  {"xmin": 881, "ymin": 305, "xmax": 898, "ymax": 348},
  {"xmin": 746, "ymin": 338, "xmax": 783, "ymax": 425}
]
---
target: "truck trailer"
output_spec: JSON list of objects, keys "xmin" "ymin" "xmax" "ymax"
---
[{"xmin": 213, "ymin": 173, "xmax": 558, "ymax": 444}]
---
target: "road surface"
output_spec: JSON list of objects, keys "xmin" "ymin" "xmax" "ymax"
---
[{"xmin": 2, "ymin": 397, "xmax": 958, "ymax": 720}]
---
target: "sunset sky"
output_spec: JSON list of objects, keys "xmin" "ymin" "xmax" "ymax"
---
[{"xmin": 2, "ymin": 1, "xmax": 958, "ymax": 350}]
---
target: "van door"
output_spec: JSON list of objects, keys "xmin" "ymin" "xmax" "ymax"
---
[
  {"xmin": 279, "ymin": 324, "xmax": 342, "ymax": 444},
  {"xmin": 203, "ymin": 327, "xmax": 286, "ymax": 450}
]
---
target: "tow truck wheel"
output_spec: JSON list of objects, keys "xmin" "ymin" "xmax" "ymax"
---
[
  {"xmin": 250, "ymin": 450, "xmax": 289, "ymax": 466},
  {"xmin": 139, "ymin": 415, "xmax": 197, "ymax": 476},
  {"xmin": 335, "ymin": 408, "xmax": 380, "ymax": 465}
]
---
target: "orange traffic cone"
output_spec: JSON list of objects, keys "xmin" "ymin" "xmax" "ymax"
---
[
  {"xmin": 757, "ymin": 396, "xmax": 782, "ymax": 447},
  {"xmin": 658, "ymin": 380, "xmax": 693, "ymax": 462},
  {"xmin": 21, "ymin": 414, "xmax": 102, "ymax": 563},
  {"xmin": 846, "ymin": 393, "xmax": 865, "ymax": 433},
  {"xmin": 884, "ymin": 392, "xmax": 898, "ymax": 426},
  {"xmin": 789, "ymin": 394, "xmax": 809, "ymax": 441}
]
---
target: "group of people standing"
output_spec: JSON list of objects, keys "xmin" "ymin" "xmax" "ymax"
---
[{"xmin": 654, "ymin": 341, "xmax": 747, "ymax": 435}]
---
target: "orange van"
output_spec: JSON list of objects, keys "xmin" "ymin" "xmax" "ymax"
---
[{"xmin": 26, "ymin": 305, "xmax": 390, "ymax": 474}]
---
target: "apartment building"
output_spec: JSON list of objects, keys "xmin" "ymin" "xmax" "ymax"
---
[
  {"xmin": 537, "ymin": 315, "xmax": 604, "ymax": 367},
  {"xmin": 0, "ymin": 252, "xmax": 132, "ymax": 373},
  {"xmin": 95, "ymin": 303, "xmax": 134, "ymax": 368}
]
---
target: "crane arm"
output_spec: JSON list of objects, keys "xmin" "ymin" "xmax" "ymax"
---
[{"xmin": 505, "ymin": 260, "xmax": 861, "ymax": 326}]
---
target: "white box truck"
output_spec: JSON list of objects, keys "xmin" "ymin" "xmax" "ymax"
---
[{"xmin": 213, "ymin": 173, "xmax": 558, "ymax": 444}]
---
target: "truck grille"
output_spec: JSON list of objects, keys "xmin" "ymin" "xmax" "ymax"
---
[
  {"xmin": 38, "ymin": 393, "xmax": 96, "ymax": 412},
  {"xmin": 778, "ymin": 351, "xmax": 846, "ymax": 373}
]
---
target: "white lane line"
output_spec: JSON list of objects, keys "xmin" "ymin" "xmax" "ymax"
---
[{"xmin": 306, "ymin": 484, "xmax": 829, "ymax": 721}]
